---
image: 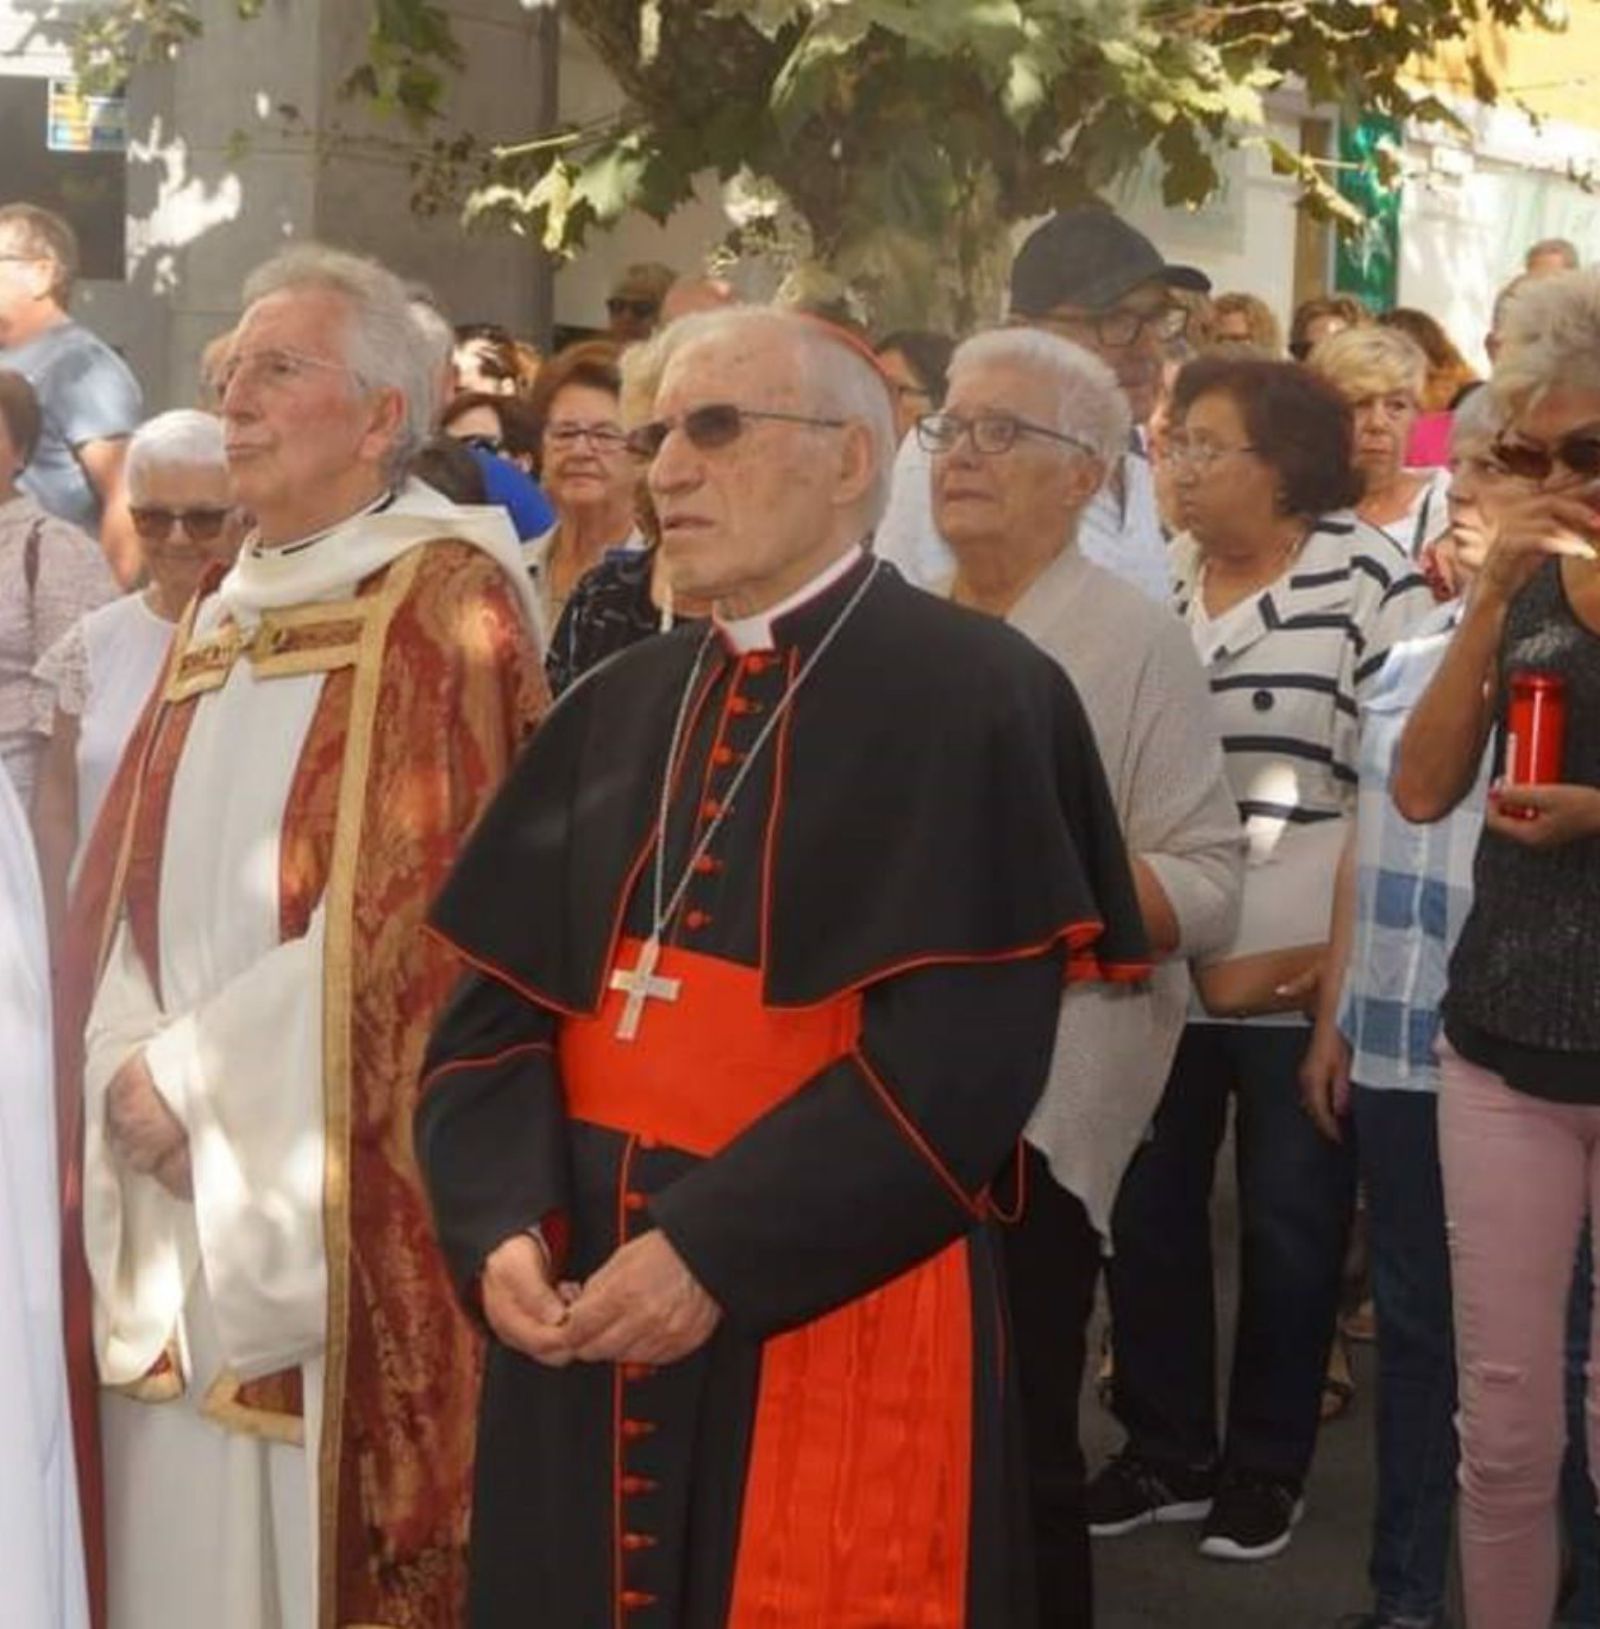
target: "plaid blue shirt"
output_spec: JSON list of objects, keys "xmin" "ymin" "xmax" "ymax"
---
[{"xmin": 1339, "ymin": 602, "xmax": 1492, "ymax": 1092}]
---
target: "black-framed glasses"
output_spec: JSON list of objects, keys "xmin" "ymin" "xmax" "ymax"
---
[
  {"xmin": 1037, "ymin": 304, "xmax": 1188, "ymax": 350},
  {"xmin": 626, "ymin": 403, "xmax": 847, "ymax": 459},
  {"xmin": 545, "ymin": 421, "xmax": 630, "ymax": 454},
  {"xmin": 607, "ymin": 296, "xmax": 659, "ymax": 321},
  {"xmin": 915, "ymin": 411, "xmax": 1095, "ymax": 458},
  {"xmin": 1491, "ymin": 429, "xmax": 1600, "ymax": 484},
  {"xmin": 1163, "ymin": 435, "xmax": 1261, "ymax": 472},
  {"xmin": 130, "ymin": 505, "xmax": 233, "ymax": 542}
]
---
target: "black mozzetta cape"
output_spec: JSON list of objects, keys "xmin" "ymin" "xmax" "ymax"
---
[
  {"xmin": 432, "ymin": 556, "xmax": 1149, "ymax": 1009},
  {"xmin": 418, "ymin": 554, "xmax": 1150, "ymax": 1629}
]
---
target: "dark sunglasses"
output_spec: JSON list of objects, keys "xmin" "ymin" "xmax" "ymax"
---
[
  {"xmin": 458, "ymin": 432, "xmax": 505, "ymax": 456},
  {"xmin": 607, "ymin": 296, "xmax": 659, "ymax": 321},
  {"xmin": 625, "ymin": 402, "xmax": 846, "ymax": 460},
  {"xmin": 130, "ymin": 505, "xmax": 233, "ymax": 542},
  {"xmin": 1491, "ymin": 430, "xmax": 1600, "ymax": 484}
]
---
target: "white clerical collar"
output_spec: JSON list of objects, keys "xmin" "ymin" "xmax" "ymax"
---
[{"xmin": 714, "ymin": 544, "xmax": 865, "ymax": 654}]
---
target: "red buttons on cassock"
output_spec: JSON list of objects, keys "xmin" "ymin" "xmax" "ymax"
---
[
  {"xmin": 623, "ymin": 1191, "xmax": 647, "ymax": 1214},
  {"xmin": 622, "ymin": 1532, "xmax": 659, "ymax": 1552},
  {"xmin": 621, "ymin": 1592, "xmax": 658, "ymax": 1611},
  {"xmin": 692, "ymin": 855, "xmax": 721, "ymax": 875},
  {"xmin": 622, "ymin": 1363, "xmax": 656, "ymax": 1383},
  {"xmin": 700, "ymin": 799, "xmax": 721, "ymax": 820},
  {"xmin": 712, "ymin": 745, "xmax": 737, "ymax": 767},
  {"xmin": 684, "ymin": 909, "xmax": 712, "ymax": 931},
  {"xmin": 621, "ymin": 1475, "xmax": 658, "ymax": 1495},
  {"xmin": 622, "ymin": 1419, "xmax": 657, "ymax": 1441},
  {"xmin": 728, "ymin": 696, "xmax": 750, "ymax": 716}
]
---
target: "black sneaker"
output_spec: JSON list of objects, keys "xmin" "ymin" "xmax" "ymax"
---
[
  {"xmin": 1085, "ymin": 1449, "xmax": 1216, "ymax": 1537},
  {"xmin": 1197, "ymin": 1473, "xmax": 1303, "ymax": 1561}
]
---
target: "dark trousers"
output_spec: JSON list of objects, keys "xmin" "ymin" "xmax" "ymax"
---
[
  {"xmin": 1106, "ymin": 1022, "xmax": 1356, "ymax": 1488},
  {"xmin": 1003, "ymin": 1145, "xmax": 1102, "ymax": 1629},
  {"xmin": 1351, "ymin": 1084, "xmax": 1457, "ymax": 1624}
]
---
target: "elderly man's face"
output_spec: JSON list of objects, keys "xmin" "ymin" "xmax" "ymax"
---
[
  {"xmin": 1026, "ymin": 279, "xmax": 1178, "ymax": 425},
  {"xmin": 932, "ymin": 359, "xmax": 1105, "ymax": 554},
  {"xmin": 646, "ymin": 325, "xmax": 867, "ymax": 614},
  {"xmin": 220, "ymin": 288, "xmax": 399, "ymax": 541}
]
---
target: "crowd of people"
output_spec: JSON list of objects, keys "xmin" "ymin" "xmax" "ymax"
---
[{"xmin": 0, "ymin": 188, "xmax": 1597, "ymax": 1629}]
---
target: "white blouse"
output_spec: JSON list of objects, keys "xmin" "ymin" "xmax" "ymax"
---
[{"xmin": 36, "ymin": 594, "xmax": 173, "ymax": 857}]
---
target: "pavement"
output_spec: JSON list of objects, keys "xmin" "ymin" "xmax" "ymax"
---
[{"xmin": 1078, "ymin": 1158, "xmax": 1464, "ymax": 1629}]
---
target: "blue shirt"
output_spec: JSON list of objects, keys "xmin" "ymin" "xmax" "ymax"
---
[
  {"xmin": 1339, "ymin": 601, "xmax": 1492, "ymax": 1091},
  {"xmin": 469, "ymin": 446, "xmax": 554, "ymax": 540}
]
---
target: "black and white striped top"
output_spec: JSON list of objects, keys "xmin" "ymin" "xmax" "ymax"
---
[{"xmin": 1171, "ymin": 513, "xmax": 1434, "ymax": 844}]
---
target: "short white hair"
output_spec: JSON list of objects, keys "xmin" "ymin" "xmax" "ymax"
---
[
  {"xmin": 1492, "ymin": 268, "xmax": 1600, "ymax": 416},
  {"xmin": 126, "ymin": 410, "xmax": 227, "ymax": 501},
  {"xmin": 241, "ymin": 244, "xmax": 434, "ymax": 477},
  {"xmin": 661, "ymin": 307, "xmax": 898, "ymax": 525},
  {"xmin": 948, "ymin": 327, "xmax": 1132, "ymax": 465},
  {"xmin": 1451, "ymin": 385, "xmax": 1505, "ymax": 451}
]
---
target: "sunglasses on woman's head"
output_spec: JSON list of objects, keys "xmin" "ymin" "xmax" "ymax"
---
[
  {"xmin": 625, "ymin": 403, "xmax": 846, "ymax": 460},
  {"xmin": 129, "ymin": 506, "xmax": 233, "ymax": 542},
  {"xmin": 1491, "ymin": 429, "xmax": 1600, "ymax": 484}
]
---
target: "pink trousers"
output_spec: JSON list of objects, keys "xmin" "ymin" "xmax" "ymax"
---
[{"xmin": 1439, "ymin": 1041, "xmax": 1600, "ymax": 1629}]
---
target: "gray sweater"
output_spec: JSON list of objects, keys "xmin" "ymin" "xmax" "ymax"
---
[{"xmin": 1006, "ymin": 547, "xmax": 1244, "ymax": 1241}]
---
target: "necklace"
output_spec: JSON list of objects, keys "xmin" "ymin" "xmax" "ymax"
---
[{"xmin": 608, "ymin": 557, "xmax": 881, "ymax": 1040}]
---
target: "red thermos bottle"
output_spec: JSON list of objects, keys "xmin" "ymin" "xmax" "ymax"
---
[{"xmin": 1507, "ymin": 670, "xmax": 1568, "ymax": 788}]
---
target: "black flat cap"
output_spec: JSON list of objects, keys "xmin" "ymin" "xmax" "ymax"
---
[{"xmin": 1009, "ymin": 207, "xmax": 1211, "ymax": 317}]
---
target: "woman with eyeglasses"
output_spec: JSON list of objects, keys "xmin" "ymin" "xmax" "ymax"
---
[
  {"xmin": 1310, "ymin": 325, "xmax": 1453, "ymax": 560},
  {"xmin": 440, "ymin": 389, "xmax": 555, "ymax": 542},
  {"xmin": 523, "ymin": 340, "xmax": 643, "ymax": 637},
  {"xmin": 31, "ymin": 410, "xmax": 243, "ymax": 945},
  {"xmin": 542, "ymin": 327, "xmax": 720, "ymax": 699},
  {"xmin": 1393, "ymin": 270, "xmax": 1600, "ymax": 1629},
  {"xmin": 1088, "ymin": 356, "xmax": 1431, "ymax": 1565},
  {"xmin": 925, "ymin": 325, "xmax": 1243, "ymax": 1629},
  {"xmin": 0, "ymin": 368, "xmax": 115, "ymax": 810}
]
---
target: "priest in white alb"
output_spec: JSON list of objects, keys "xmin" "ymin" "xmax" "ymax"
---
[{"xmin": 63, "ymin": 245, "xmax": 544, "ymax": 1629}]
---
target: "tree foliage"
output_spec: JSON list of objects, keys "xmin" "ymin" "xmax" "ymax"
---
[{"xmin": 74, "ymin": 0, "xmax": 1566, "ymax": 325}]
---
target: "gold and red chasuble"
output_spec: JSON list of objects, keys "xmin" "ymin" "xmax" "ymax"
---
[{"xmin": 58, "ymin": 540, "xmax": 542, "ymax": 1629}]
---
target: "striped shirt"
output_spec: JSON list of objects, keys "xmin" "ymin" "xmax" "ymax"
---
[
  {"xmin": 1337, "ymin": 601, "xmax": 1489, "ymax": 1092},
  {"xmin": 1172, "ymin": 513, "xmax": 1435, "ymax": 851}
]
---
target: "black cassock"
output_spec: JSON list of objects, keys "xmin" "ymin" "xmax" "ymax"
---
[{"xmin": 417, "ymin": 554, "xmax": 1148, "ymax": 1629}]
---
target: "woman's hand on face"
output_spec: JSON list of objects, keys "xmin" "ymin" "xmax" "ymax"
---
[
  {"xmin": 1486, "ymin": 782, "xmax": 1600, "ymax": 848},
  {"xmin": 1474, "ymin": 489, "xmax": 1600, "ymax": 606}
]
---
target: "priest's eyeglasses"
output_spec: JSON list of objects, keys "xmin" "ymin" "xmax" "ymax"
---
[
  {"xmin": 215, "ymin": 348, "xmax": 363, "ymax": 397},
  {"xmin": 626, "ymin": 403, "xmax": 847, "ymax": 460},
  {"xmin": 130, "ymin": 505, "xmax": 234, "ymax": 542},
  {"xmin": 916, "ymin": 411, "xmax": 1096, "ymax": 458}
]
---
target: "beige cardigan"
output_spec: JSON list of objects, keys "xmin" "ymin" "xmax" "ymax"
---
[{"xmin": 1006, "ymin": 546, "xmax": 1244, "ymax": 1243}]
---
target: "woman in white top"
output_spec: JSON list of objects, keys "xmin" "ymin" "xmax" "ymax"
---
[
  {"xmin": 1310, "ymin": 324, "xmax": 1452, "ymax": 558},
  {"xmin": 32, "ymin": 410, "xmax": 244, "ymax": 944},
  {"xmin": 1089, "ymin": 355, "xmax": 1431, "ymax": 1564},
  {"xmin": 923, "ymin": 325, "xmax": 1244, "ymax": 1629}
]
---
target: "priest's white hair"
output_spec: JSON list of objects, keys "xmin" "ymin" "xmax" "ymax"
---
[
  {"xmin": 242, "ymin": 243, "xmax": 434, "ymax": 477},
  {"xmin": 949, "ymin": 328, "xmax": 1132, "ymax": 468},
  {"xmin": 1492, "ymin": 268, "xmax": 1600, "ymax": 415},
  {"xmin": 406, "ymin": 287, "xmax": 456, "ymax": 429},
  {"xmin": 125, "ymin": 409, "xmax": 227, "ymax": 501},
  {"xmin": 660, "ymin": 307, "xmax": 898, "ymax": 525}
]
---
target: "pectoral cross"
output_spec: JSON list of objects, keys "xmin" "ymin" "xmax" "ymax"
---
[{"xmin": 608, "ymin": 936, "xmax": 682, "ymax": 1041}]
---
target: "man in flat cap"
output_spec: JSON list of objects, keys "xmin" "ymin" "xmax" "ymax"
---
[{"xmin": 878, "ymin": 204, "xmax": 1209, "ymax": 604}]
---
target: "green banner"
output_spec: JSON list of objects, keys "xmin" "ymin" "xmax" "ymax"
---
[{"xmin": 1334, "ymin": 114, "xmax": 1401, "ymax": 313}]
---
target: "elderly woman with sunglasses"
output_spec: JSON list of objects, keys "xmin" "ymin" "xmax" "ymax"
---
[
  {"xmin": 924, "ymin": 326, "xmax": 1244, "ymax": 1628},
  {"xmin": 1090, "ymin": 356, "xmax": 1432, "ymax": 1566},
  {"xmin": 0, "ymin": 369, "xmax": 115, "ymax": 810},
  {"xmin": 32, "ymin": 410, "xmax": 242, "ymax": 943},
  {"xmin": 1393, "ymin": 269, "xmax": 1600, "ymax": 1629}
]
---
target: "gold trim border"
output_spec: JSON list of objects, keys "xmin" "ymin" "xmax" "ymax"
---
[
  {"xmin": 200, "ymin": 1369, "xmax": 306, "ymax": 1446},
  {"xmin": 315, "ymin": 547, "xmax": 425, "ymax": 1629}
]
